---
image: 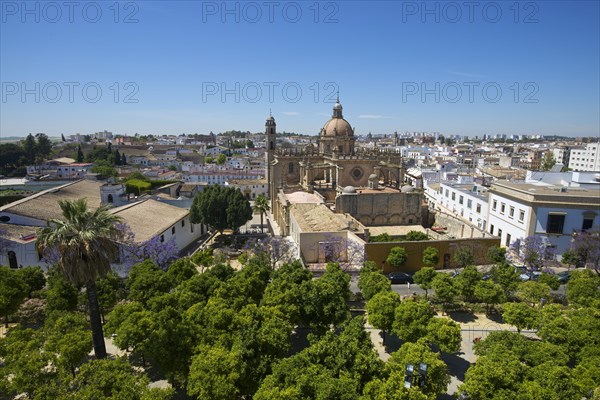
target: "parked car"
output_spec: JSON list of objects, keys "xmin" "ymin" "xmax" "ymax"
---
[
  {"xmin": 387, "ymin": 271, "xmax": 414, "ymax": 284},
  {"xmin": 557, "ymin": 271, "xmax": 571, "ymax": 284},
  {"xmin": 519, "ymin": 270, "xmax": 542, "ymax": 281}
]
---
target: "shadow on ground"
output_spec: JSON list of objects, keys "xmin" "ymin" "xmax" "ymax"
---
[
  {"xmin": 441, "ymin": 351, "xmax": 472, "ymax": 382},
  {"xmin": 447, "ymin": 312, "xmax": 476, "ymax": 323},
  {"xmin": 382, "ymin": 331, "xmax": 405, "ymax": 354}
]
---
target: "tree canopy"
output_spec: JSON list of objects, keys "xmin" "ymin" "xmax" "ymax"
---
[{"xmin": 190, "ymin": 184, "xmax": 252, "ymax": 233}]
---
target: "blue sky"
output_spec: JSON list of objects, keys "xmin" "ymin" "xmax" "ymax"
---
[{"xmin": 1, "ymin": 0, "xmax": 599, "ymax": 138}]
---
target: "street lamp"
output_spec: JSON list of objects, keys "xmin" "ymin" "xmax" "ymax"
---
[{"xmin": 404, "ymin": 362, "xmax": 428, "ymax": 388}]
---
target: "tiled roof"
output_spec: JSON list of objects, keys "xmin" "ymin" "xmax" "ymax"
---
[
  {"xmin": 110, "ymin": 199, "xmax": 188, "ymax": 242},
  {"xmin": 0, "ymin": 180, "xmax": 104, "ymax": 222}
]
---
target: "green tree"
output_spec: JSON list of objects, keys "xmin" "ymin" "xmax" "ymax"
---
[
  {"xmin": 70, "ymin": 358, "xmax": 173, "ymax": 399},
  {"xmin": 540, "ymin": 151, "xmax": 556, "ymax": 171},
  {"xmin": 392, "ymin": 300, "xmax": 434, "ymax": 342},
  {"xmin": 16, "ymin": 266, "xmax": 46, "ymax": 298},
  {"xmin": 487, "ymin": 245, "xmax": 507, "ymax": 264},
  {"xmin": 474, "ymin": 280, "xmax": 506, "ymax": 314},
  {"xmin": 387, "ymin": 247, "xmax": 408, "ymax": 270},
  {"xmin": 405, "ymin": 231, "xmax": 429, "ymax": 241},
  {"xmin": 358, "ymin": 270, "xmax": 391, "ymax": 301},
  {"xmin": 453, "ymin": 246, "xmax": 474, "ymax": 269},
  {"xmin": 36, "ymin": 198, "xmax": 124, "ymax": 359},
  {"xmin": 22, "ymin": 133, "xmax": 37, "ymax": 163},
  {"xmin": 114, "ymin": 149, "xmax": 122, "ymax": 166},
  {"xmin": 490, "ymin": 261, "xmax": 520, "ymax": 295},
  {"xmin": 44, "ymin": 268, "xmax": 79, "ymax": 312},
  {"xmin": 454, "ymin": 265, "xmax": 482, "ymax": 302},
  {"xmin": 426, "ymin": 317, "xmax": 462, "ymax": 353},
  {"xmin": 126, "ymin": 260, "xmax": 174, "ymax": 306},
  {"xmin": 460, "ymin": 352, "xmax": 526, "ymax": 399},
  {"xmin": 516, "ymin": 281, "xmax": 551, "ymax": 306},
  {"xmin": 190, "ymin": 184, "xmax": 252, "ymax": 233},
  {"xmin": 0, "ymin": 327, "xmax": 57, "ymax": 398},
  {"xmin": 35, "ymin": 133, "xmax": 53, "ymax": 161},
  {"xmin": 366, "ymin": 291, "xmax": 401, "ymax": 345},
  {"xmin": 369, "ymin": 232, "xmax": 391, "ymax": 242},
  {"xmin": 431, "ymin": 273, "xmax": 456, "ymax": 312},
  {"xmin": 560, "ymin": 249, "xmax": 579, "ymax": 270},
  {"xmin": 0, "ymin": 267, "xmax": 28, "ymax": 327},
  {"xmin": 253, "ymin": 194, "xmax": 270, "ymax": 234},
  {"xmin": 566, "ymin": 269, "xmax": 600, "ymax": 307},
  {"xmin": 413, "ymin": 267, "xmax": 437, "ymax": 298},
  {"xmin": 302, "ymin": 263, "xmax": 351, "ymax": 333},
  {"xmin": 105, "ymin": 302, "xmax": 156, "ymax": 366},
  {"xmin": 502, "ymin": 302, "xmax": 538, "ymax": 333},
  {"xmin": 76, "ymin": 145, "xmax": 84, "ymax": 162},
  {"xmin": 261, "ymin": 260, "xmax": 312, "ymax": 324},
  {"xmin": 91, "ymin": 161, "xmax": 118, "ymax": 178},
  {"xmin": 538, "ymin": 273, "xmax": 560, "ymax": 290},
  {"xmin": 45, "ymin": 311, "xmax": 92, "ymax": 377},
  {"xmin": 216, "ymin": 153, "xmax": 227, "ymax": 165},
  {"xmin": 187, "ymin": 344, "xmax": 243, "ymax": 400},
  {"xmin": 422, "ymin": 246, "xmax": 439, "ymax": 268},
  {"xmin": 96, "ymin": 271, "xmax": 122, "ymax": 323},
  {"xmin": 387, "ymin": 339, "xmax": 450, "ymax": 398}
]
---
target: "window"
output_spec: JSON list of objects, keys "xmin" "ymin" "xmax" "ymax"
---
[
  {"xmin": 500, "ymin": 203, "xmax": 506, "ymax": 214},
  {"xmin": 467, "ymin": 199, "xmax": 472, "ymax": 209},
  {"xmin": 476, "ymin": 203, "xmax": 481, "ymax": 213},
  {"xmin": 107, "ymin": 194, "xmax": 114, "ymax": 203},
  {"xmin": 497, "ymin": 228, "xmax": 502, "ymax": 238},
  {"xmin": 582, "ymin": 218, "xmax": 594, "ymax": 231},
  {"xmin": 160, "ymin": 235, "xmax": 165, "ymax": 243},
  {"xmin": 288, "ymin": 163, "xmax": 294, "ymax": 173},
  {"xmin": 506, "ymin": 234, "xmax": 511, "ymax": 247},
  {"xmin": 171, "ymin": 226, "xmax": 176, "ymax": 234},
  {"xmin": 459, "ymin": 195, "xmax": 464, "ymax": 205},
  {"xmin": 546, "ymin": 214, "xmax": 565, "ymax": 234},
  {"xmin": 451, "ymin": 192, "xmax": 456, "ymax": 200},
  {"xmin": 490, "ymin": 225, "xmax": 494, "ymax": 235},
  {"xmin": 509, "ymin": 207, "xmax": 515, "ymax": 218},
  {"xmin": 492, "ymin": 200, "xmax": 497, "ymax": 211},
  {"xmin": 519, "ymin": 210, "xmax": 525, "ymax": 222},
  {"xmin": 445, "ymin": 189, "xmax": 449, "ymax": 198},
  {"xmin": 181, "ymin": 220, "xmax": 185, "ymax": 227}
]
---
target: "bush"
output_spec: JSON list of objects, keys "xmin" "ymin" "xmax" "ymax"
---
[{"xmin": 125, "ymin": 179, "xmax": 151, "ymax": 195}]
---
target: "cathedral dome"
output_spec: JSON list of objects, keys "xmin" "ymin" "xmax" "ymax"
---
[
  {"xmin": 320, "ymin": 97, "xmax": 354, "ymax": 137},
  {"xmin": 322, "ymin": 118, "xmax": 354, "ymax": 137}
]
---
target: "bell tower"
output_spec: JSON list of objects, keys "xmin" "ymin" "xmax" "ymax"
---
[{"xmin": 265, "ymin": 112, "xmax": 276, "ymax": 196}]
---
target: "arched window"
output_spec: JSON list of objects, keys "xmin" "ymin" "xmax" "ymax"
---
[{"xmin": 107, "ymin": 194, "xmax": 114, "ymax": 203}]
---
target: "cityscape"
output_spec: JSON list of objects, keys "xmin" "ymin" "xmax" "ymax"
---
[{"xmin": 1, "ymin": 1, "xmax": 599, "ymax": 400}]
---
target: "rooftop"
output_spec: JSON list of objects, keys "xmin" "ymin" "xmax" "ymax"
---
[
  {"xmin": 0, "ymin": 180, "xmax": 104, "ymax": 222},
  {"xmin": 110, "ymin": 199, "xmax": 189, "ymax": 242},
  {"xmin": 290, "ymin": 203, "xmax": 354, "ymax": 232}
]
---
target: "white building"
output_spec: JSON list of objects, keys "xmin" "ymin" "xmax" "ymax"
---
[
  {"xmin": 0, "ymin": 179, "xmax": 207, "ymax": 270},
  {"xmin": 487, "ymin": 181, "xmax": 600, "ymax": 254},
  {"xmin": 226, "ymin": 179, "xmax": 268, "ymax": 200},
  {"xmin": 425, "ymin": 181, "xmax": 489, "ymax": 231},
  {"xmin": 568, "ymin": 142, "xmax": 600, "ymax": 172}
]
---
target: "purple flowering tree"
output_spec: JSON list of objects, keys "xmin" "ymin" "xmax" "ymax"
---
[
  {"xmin": 117, "ymin": 223, "xmax": 180, "ymax": 271},
  {"xmin": 310, "ymin": 233, "xmax": 364, "ymax": 271},
  {"xmin": 569, "ymin": 231, "xmax": 600, "ymax": 274},
  {"xmin": 511, "ymin": 235, "xmax": 556, "ymax": 271},
  {"xmin": 243, "ymin": 236, "xmax": 296, "ymax": 269}
]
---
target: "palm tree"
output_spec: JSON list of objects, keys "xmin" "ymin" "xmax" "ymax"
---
[
  {"xmin": 253, "ymin": 194, "xmax": 270, "ymax": 234},
  {"xmin": 37, "ymin": 199, "xmax": 123, "ymax": 359}
]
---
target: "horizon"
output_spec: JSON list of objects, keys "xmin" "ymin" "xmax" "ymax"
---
[{"xmin": 1, "ymin": 1, "xmax": 599, "ymax": 138}]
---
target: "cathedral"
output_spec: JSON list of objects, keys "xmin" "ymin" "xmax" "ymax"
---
[{"xmin": 266, "ymin": 99, "xmax": 424, "ymax": 238}]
